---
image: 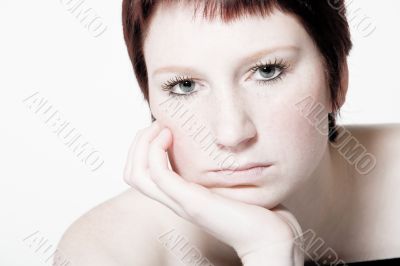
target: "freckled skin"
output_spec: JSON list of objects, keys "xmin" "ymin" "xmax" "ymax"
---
[
  {"xmin": 56, "ymin": 2, "xmax": 400, "ymax": 265},
  {"xmin": 145, "ymin": 3, "xmax": 330, "ymax": 209}
]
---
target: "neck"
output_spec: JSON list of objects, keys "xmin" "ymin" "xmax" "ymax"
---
[{"xmin": 282, "ymin": 142, "xmax": 353, "ymax": 245}]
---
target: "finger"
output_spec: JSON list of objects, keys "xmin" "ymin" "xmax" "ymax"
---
[
  {"xmin": 149, "ymin": 129, "xmax": 299, "ymax": 250},
  {"xmin": 147, "ymin": 130, "xmax": 262, "ymax": 248},
  {"xmin": 131, "ymin": 122, "xmax": 161, "ymax": 170},
  {"xmin": 148, "ymin": 129, "xmax": 216, "ymax": 215},
  {"xmin": 123, "ymin": 128, "xmax": 147, "ymax": 183},
  {"xmin": 124, "ymin": 122, "xmax": 185, "ymax": 217}
]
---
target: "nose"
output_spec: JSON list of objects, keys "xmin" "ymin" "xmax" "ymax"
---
[{"xmin": 211, "ymin": 91, "xmax": 257, "ymax": 152}]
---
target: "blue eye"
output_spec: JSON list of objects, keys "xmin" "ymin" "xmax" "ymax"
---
[
  {"xmin": 259, "ymin": 66, "xmax": 278, "ymax": 78},
  {"xmin": 160, "ymin": 58, "xmax": 289, "ymax": 99},
  {"xmin": 178, "ymin": 80, "xmax": 195, "ymax": 93},
  {"xmin": 249, "ymin": 58, "xmax": 289, "ymax": 85},
  {"xmin": 161, "ymin": 75, "xmax": 199, "ymax": 100}
]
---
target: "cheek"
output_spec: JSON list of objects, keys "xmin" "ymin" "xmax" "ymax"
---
[
  {"xmin": 149, "ymin": 91, "xmax": 214, "ymax": 181},
  {"xmin": 151, "ymin": 96, "xmax": 231, "ymax": 182},
  {"xmin": 163, "ymin": 117, "xmax": 218, "ymax": 182},
  {"xmin": 160, "ymin": 120, "xmax": 198, "ymax": 178},
  {"xmin": 261, "ymin": 83, "xmax": 330, "ymax": 181},
  {"xmin": 251, "ymin": 63, "xmax": 330, "ymax": 179}
]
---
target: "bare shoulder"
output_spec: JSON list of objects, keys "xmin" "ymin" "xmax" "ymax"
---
[
  {"xmin": 331, "ymin": 123, "xmax": 400, "ymax": 260},
  {"xmin": 56, "ymin": 188, "xmax": 171, "ymax": 266},
  {"xmin": 342, "ymin": 123, "xmax": 400, "ymax": 144},
  {"xmin": 339, "ymin": 123, "xmax": 400, "ymax": 179}
]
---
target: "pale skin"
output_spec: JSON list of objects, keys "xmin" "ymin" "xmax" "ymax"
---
[
  {"xmin": 55, "ymin": 2, "xmax": 400, "ymax": 266},
  {"xmin": 125, "ymin": 121, "xmax": 305, "ymax": 265}
]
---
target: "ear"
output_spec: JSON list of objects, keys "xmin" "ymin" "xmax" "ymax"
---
[{"xmin": 335, "ymin": 60, "xmax": 349, "ymax": 111}]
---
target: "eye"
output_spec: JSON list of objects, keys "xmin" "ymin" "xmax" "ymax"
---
[
  {"xmin": 161, "ymin": 75, "xmax": 198, "ymax": 98},
  {"xmin": 176, "ymin": 80, "xmax": 195, "ymax": 94},
  {"xmin": 256, "ymin": 65, "xmax": 281, "ymax": 79},
  {"xmin": 249, "ymin": 58, "xmax": 289, "ymax": 85},
  {"xmin": 161, "ymin": 58, "xmax": 289, "ymax": 99}
]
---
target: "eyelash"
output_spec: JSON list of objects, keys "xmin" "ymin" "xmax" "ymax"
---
[
  {"xmin": 161, "ymin": 58, "xmax": 290, "ymax": 98},
  {"xmin": 161, "ymin": 75, "xmax": 198, "ymax": 100},
  {"xmin": 249, "ymin": 58, "xmax": 289, "ymax": 86}
]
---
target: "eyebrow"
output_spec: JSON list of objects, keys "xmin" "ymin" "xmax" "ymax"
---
[{"xmin": 151, "ymin": 45, "xmax": 299, "ymax": 78}]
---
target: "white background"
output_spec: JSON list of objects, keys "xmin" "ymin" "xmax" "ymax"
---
[{"xmin": 0, "ymin": 0, "xmax": 399, "ymax": 265}]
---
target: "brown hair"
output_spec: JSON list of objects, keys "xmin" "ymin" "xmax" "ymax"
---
[{"xmin": 122, "ymin": 0, "xmax": 352, "ymax": 142}]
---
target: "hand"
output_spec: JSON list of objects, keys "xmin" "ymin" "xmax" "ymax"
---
[{"xmin": 123, "ymin": 121, "xmax": 305, "ymax": 264}]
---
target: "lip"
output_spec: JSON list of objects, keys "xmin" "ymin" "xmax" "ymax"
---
[
  {"xmin": 201, "ymin": 162, "xmax": 273, "ymax": 188},
  {"xmin": 212, "ymin": 162, "xmax": 273, "ymax": 172}
]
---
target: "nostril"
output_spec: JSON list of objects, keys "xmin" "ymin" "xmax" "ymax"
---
[{"xmin": 215, "ymin": 130, "xmax": 257, "ymax": 153}]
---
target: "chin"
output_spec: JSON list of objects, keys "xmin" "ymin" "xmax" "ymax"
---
[{"xmin": 208, "ymin": 185, "xmax": 284, "ymax": 209}]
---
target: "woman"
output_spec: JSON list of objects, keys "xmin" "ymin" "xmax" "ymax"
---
[{"xmin": 56, "ymin": 0, "xmax": 400, "ymax": 265}]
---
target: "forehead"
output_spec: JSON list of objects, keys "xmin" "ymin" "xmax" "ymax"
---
[{"xmin": 144, "ymin": 2, "xmax": 312, "ymax": 70}]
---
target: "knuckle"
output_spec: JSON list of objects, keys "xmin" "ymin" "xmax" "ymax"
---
[
  {"xmin": 123, "ymin": 168, "xmax": 137, "ymax": 186},
  {"xmin": 123, "ymin": 172, "xmax": 133, "ymax": 186},
  {"xmin": 124, "ymin": 175, "xmax": 139, "ymax": 190}
]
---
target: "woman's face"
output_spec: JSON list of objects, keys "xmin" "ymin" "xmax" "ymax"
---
[{"xmin": 144, "ymin": 3, "xmax": 331, "ymax": 208}]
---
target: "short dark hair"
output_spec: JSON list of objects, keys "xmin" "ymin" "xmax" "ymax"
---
[{"xmin": 122, "ymin": 0, "xmax": 352, "ymax": 142}]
